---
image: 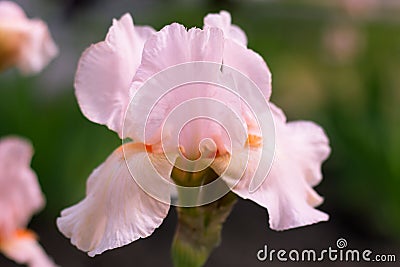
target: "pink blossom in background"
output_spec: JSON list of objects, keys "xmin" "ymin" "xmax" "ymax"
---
[
  {"xmin": 323, "ymin": 24, "xmax": 364, "ymax": 64},
  {"xmin": 0, "ymin": 1, "xmax": 58, "ymax": 75},
  {"xmin": 0, "ymin": 137, "xmax": 57, "ymax": 267},
  {"xmin": 338, "ymin": 0, "xmax": 400, "ymax": 17},
  {"xmin": 339, "ymin": 0, "xmax": 380, "ymax": 17},
  {"xmin": 57, "ymin": 11, "xmax": 330, "ymax": 256}
]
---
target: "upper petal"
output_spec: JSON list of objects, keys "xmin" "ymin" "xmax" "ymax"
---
[
  {"xmin": 0, "ymin": 137, "xmax": 44, "ymax": 238},
  {"xmin": 204, "ymin": 10, "xmax": 271, "ymax": 100},
  {"xmin": 0, "ymin": 230, "xmax": 58, "ymax": 267},
  {"xmin": 132, "ymin": 23, "xmax": 224, "ymax": 84},
  {"xmin": 75, "ymin": 13, "xmax": 155, "ymax": 137},
  {"xmin": 203, "ymin": 10, "xmax": 247, "ymax": 46},
  {"xmin": 213, "ymin": 103, "xmax": 331, "ymax": 230},
  {"xmin": 126, "ymin": 22, "xmax": 269, "ymax": 157},
  {"xmin": 56, "ymin": 143, "xmax": 171, "ymax": 256},
  {"xmin": 222, "ymin": 38, "xmax": 272, "ymax": 100},
  {"xmin": 126, "ymin": 24, "xmax": 229, "ymax": 145}
]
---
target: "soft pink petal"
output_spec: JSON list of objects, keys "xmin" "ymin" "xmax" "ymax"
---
[
  {"xmin": 126, "ymin": 22, "xmax": 269, "ymax": 157},
  {"xmin": 0, "ymin": 137, "xmax": 44, "ymax": 238},
  {"xmin": 222, "ymin": 38, "xmax": 272, "ymax": 100},
  {"xmin": 132, "ymin": 23, "xmax": 224, "ymax": 83},
  {"xmin": 0, "ymin": 230, "xmax": 58, "ymax": 267},
  {"xmin": 75, "ymin": 13, "xmax": 155, "ymax": 137},
  {"xmin": 57, "ymin": 143, "xmax": 171, "ymax": 256},
  {"xmin": 220, "ymin": 39, "xmax": 272, "ymax": 142},
  {"xmin": 0, "ymin": 1, "xmax": 26, "ymax": 20},
  {"xmin": 211, "ymin": 148, "xmax": 252, "ymax": 191},
  {"xmin": 229, "ymin": 24, "xmax": 248, "ymax": 47},
  {"xmin": 285, "ymin": 121, "xmax": 331, "ymax": 187},
  {"xmin": 135, "ymin": 25, "xmax": 156, "ymax": 40},
  {"xmin": 203, "ymin": 10, "xmax": 247, "ymax": 46},
  {"xmin": 16, "ymin": 19, "xmax": 58, "ymax": 75},
  {"xmin": 127, "ymin": 24, "xmax": 241, "ymax": 153},
  {"xmin": 204, "ymin": 11, "xmax": 271, "ymax": 99},
  {"xmin": 269, "ymin": 103, "xmax": 331, "ymax": 187},
  {"xmin": 212, "ymin": 103, "xmax": 330, "ymax": 230}
]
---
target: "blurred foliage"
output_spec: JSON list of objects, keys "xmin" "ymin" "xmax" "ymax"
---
[
  {"xmin": 0, "ymin": 0, "xmax": 399, "ymax": 247},
  {"xmin": 0, "ymin": 76, "xmax": 120, "ymax": 216}
]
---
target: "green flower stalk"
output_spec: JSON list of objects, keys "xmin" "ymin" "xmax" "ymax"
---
[{"xmin": 171, "ymin": 166, "xmax": 237, "ymax": 267}]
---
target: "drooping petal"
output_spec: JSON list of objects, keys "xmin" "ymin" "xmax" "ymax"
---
[
  {"xmin": 75, "ymin": 13, "xmax": 155, "ymax": 137},
  {"xmin": 57, "ymin": 143, "xmax": 172, "ymax": 256},
  {"xmin": 285, "ymin": 121, "xmax": 331, "ymax": 187},
  {"xmin": 0, "ymin": 137, "xmax": 44, "ymax": 238},
  {"xmin": 203, "ymin": 10, "xmax": 247, "ymax": 46},
  {"xmin": 269, "ymin": 103, "xmax": 331, "ymax": 188},
  {"xmin": 212, "ymin": 103, "xmax": 331, "ymax": 230},
  {"xmin": 0, "ymin": 230, "xmax": 57, "ymax": 267}
]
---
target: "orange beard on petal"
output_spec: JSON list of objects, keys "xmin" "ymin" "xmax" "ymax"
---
[
  {"xmin": 0, "ymin": 229, "xmax": 37, "ymax": 246},
  {"xmin": 115, "ymin": 142, "xmax": 155, "ymax": 163},
  {"xmin": 14, "ymin": 229, "xmax": 37, "ymax": 240},
  {"xmin": 246, "ymin": 134, "xmax": 262, "ymax": 148}
]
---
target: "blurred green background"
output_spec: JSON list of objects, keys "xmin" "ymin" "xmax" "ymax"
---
[{"xmin": 0, "ymin": 0, "xmax": 399, "ymax": 266}]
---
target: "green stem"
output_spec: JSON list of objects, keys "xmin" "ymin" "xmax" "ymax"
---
[{"xmin": 171, "ymin": 165, "xmax": 237, "ymax": 267}]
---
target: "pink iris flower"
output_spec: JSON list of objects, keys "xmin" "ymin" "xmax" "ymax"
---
[
  {"xmin": 57, "ymin": 11, "xmax": 330, "ymax": 256},
  {"xmin": 0, "ymin": 137, "xmax": 57, "ymax": 267},
  {"xmin": 0, "ymin": 1, "xmax": 58, "ymax": 74}
]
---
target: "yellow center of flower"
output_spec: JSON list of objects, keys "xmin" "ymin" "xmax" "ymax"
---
[{"xmin": 246, "ymin": 134, "xmax": 262, "ymax": 148}]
